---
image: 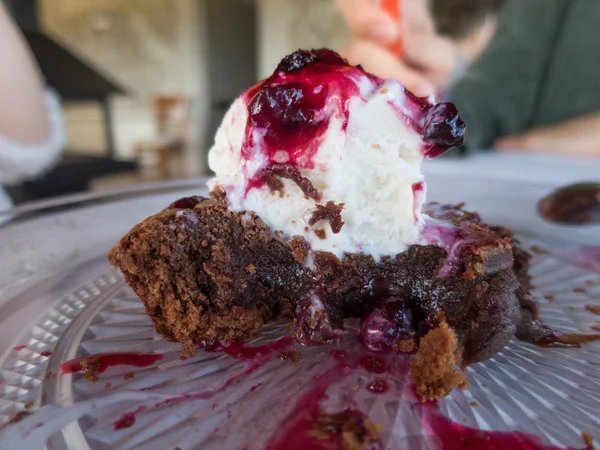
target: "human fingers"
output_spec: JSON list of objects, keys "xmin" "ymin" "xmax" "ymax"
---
[
  {"xmin": 342, "ymin": 39, "xmax": 436, "ymax": 97},
  {"xmin": 494, "ymin": 134, "xmax": 532, "ymax": 151},
  {"xmin": 334, "ymin": 0, "xmax": 400, "ymax": 45}
]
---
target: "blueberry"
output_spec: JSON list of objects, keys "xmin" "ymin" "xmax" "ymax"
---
[
  {"xmin": 423, "ymin": 103, "xmax": 466, "ymax": 157},
  {"xmin": 360, "ymin": 299, "xmax": 415, "ymax": 352},
  {"xmin": 168, "ymin": 196, "xmax": 204, "ymax": 210},
  {"xmin": 275, "ymin": 49, "xmax": 348, "ymax": 74}
]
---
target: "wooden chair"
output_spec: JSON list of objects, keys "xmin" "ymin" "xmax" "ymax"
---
[{"xmin": 135, "ymin": 95, "xmax": 189, "ymax": 179}]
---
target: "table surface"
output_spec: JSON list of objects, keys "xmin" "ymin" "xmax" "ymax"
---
[{"xmin": 424, "ymin": 152, "xmax": 600, "ymax": 186}]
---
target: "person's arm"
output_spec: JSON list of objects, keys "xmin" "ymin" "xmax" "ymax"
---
[
  {"xmin": 494, "ymin": 111, "xmax": 600, "ymax": 158},
  {"xmin": 448, "ymin": 0, "xmax": 571, "ymax": 150},
  {"xmin": 0, "ymin": 3, "xmax": 49, "ymax": 145},
  {"xmin": 0, "ymin": 4, "xmax": 65, "ymax": 186}
]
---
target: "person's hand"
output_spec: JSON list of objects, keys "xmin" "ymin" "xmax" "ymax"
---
[
  {"xmin": 494, "ymin": 112, "xmax": 600, "ymax": 158},
  {"xmin": 343, "ymin": 38, "xmax": 436, "ymax": 96},
  {"xmin": 335, "ymin": 0, "xmax": 458, "ymax": 91},
  {"xmin": 334, "ymin": 0, "xmax": 435, "ymax": 95},
  {"xmin": 494, "ymin": 134, "xmax": 535, "ymax": 152},
  {"xmin": 334, "ymin": 0, "xmax": 401, "ymax": 45}
]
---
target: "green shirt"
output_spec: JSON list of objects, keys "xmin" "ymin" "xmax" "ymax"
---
[{"xmin": 449, "ymin": 0, "xmax": 600, "ymax": 150}]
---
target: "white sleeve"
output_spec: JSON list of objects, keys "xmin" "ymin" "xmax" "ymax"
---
[{"xmin": 0, "ymin": 89, "xmax": 67, "ymax": 185}]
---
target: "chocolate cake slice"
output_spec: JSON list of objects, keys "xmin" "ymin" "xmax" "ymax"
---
[
  {"xmin": 109, "ymin": 193, "xmax": 313, "ymax": 356},
  {"xmin": 109, "ymin": 49, "xmax": 583, "ymax": 401},
  {"xmin": 110, "ymin": 192, "xmax": 536, "ymax": 366}
]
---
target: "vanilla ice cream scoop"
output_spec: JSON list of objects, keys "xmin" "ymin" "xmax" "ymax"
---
[{"xmin": 208, "ymin": 49, "xmax": 465, "ymax": 260}]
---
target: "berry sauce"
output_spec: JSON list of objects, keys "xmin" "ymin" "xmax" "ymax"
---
[
  {"xmin": 358, "ymin": 355, "xmax": 387, "ymax": 374},
  {"xmin": 167, "ymin": 196, "xmax": 205, "ymax": 210},
  {"xmin": 200, "ymin": 337, "xmax": 294, "ymax": 360},
  {"xmin": 265, "ymin": 345, "xmax": 576, "ymax": 450},
  {"xmin": 366, "ymin": 378, "xmax": 389, "ymax": 394},
  {"xmin": 109, "ymin": 338, "xmax": 294, "ymax": 430},
  {"xmin": 41, "ymin": 335, "xmax": 587, "ymax": 449},
  {"xmin": 153, "ymin": 340, "xmax": 293, "ymax": 407},
  {"xmin": 265, "ymin": 356, "xmax": 383, "ymax": 450},
  {"xmin": 412, "ymin": 181, "xmax": 425, "ymax": 223},
  {"xmin": 421, "ymin": 203, "xmax": 507, "ymax": 277},
  {"xmin": 113, "ymin": 405, "xmax": 149, "ymax": 431},
  {"xmin": 240, "ymin": 49, "xmax": 465, "ymax": 198},
  {"xmin": 564, "ymin": 246, "xmax": 600, "ymax": 274},
  {"xmin": 242, "ymin": 50, "xmax": 367, "ymax": 197},
  {"xmin": 60, "ymin": 352, "xmax": 163, "ymax": 375},
  {"xmin": 422, "ymin": 403, "xmax": 574, "ymax": 450},
  {"xmin": 113, "ymin": 412, "xmax": 137, "ymax": 430}
]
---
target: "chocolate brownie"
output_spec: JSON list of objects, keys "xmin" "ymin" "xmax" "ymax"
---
[
  {"xmin": 110, "ymin": 192, "xmax": 542, "ymax": 367},
  {"xmin": 109, "ymin": 191, "xmax": 313, "ymax": 346}
]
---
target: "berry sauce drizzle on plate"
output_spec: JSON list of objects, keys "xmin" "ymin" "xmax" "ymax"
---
[
  {"xmin": 7, "ymin": 326, "xmax": 591, "ymax": 450},
  {"xmin": 1, "ymin": 239, "xmax": 599, "ymax": 450}
]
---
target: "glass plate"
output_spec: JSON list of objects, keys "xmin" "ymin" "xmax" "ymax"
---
[{"xmin": 0, "ymin": 175, "xmax": 598, "ymax": 450}]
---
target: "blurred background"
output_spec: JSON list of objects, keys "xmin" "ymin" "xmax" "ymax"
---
[
  {"xmin": 1, "ymin": 0, "xmax": 599, "ymax": 206},
  {"xmin": 2, "ymin": 0, "xmax": 349, "ymax": 204}
]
